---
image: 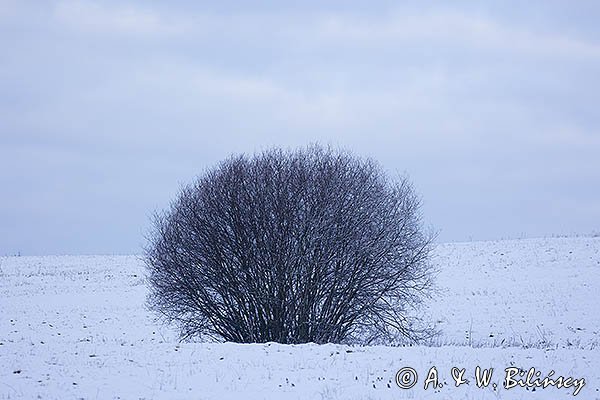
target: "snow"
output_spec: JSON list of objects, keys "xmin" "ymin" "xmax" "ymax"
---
[{"xmin": 1, "ymin": 237, "xmax": 599, "ymax": 399}]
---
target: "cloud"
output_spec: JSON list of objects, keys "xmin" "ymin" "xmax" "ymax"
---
[
  {"xmin": 53, "ymin": 0, "xmax": 187, "ymax": 36},
  {"xmin": 2, "ymin": 1, "xmax": 600, "ymax": 253},
  {"xmin": 312, "ymin": 11, "xmax": 600, "ymax": 59},
  {"xmin": 49, "ymin": 1, "xmax": 600, "ymax": 61},
  {"xmin": 0, "ymin": 0, "xmax": 18, "ymax": 19}
]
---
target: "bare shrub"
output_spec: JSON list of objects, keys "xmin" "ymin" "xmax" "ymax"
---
[{"xmin": 145, "ymin": 145, "xmax": 435, "ymax": 344}]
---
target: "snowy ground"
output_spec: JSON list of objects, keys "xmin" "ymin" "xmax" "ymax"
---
[{"xmin": 1, "ymin": 237, "xmax": 599, "ymax": 399}]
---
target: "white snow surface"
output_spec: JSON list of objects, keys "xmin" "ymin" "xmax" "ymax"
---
[{"xmin": 1, "ymin": 237, "xmax": 599, "ymax": 399}]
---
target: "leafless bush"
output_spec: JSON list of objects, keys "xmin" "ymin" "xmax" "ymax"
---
[{"xmin": 145, "ymin": 145, "xmax": 435, "ymax": 344}]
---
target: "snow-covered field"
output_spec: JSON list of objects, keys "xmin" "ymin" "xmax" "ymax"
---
[{"xmin": 1, "ymin": 237, "xmax": 599, "ymax": 399}]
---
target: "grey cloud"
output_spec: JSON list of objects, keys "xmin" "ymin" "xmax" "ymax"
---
[{"xmin": 1, "ymin": 0, "xmax": 599, "ymax": 254}]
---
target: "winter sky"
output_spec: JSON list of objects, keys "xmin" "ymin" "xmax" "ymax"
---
[{"xmin": 1, "ymin": 0, "xmax": 599, "ymax": 255}]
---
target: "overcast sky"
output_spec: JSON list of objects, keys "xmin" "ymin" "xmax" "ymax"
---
[{"xmin": 1, "ymin": 0, "xmax": 599, "ymax": 255}]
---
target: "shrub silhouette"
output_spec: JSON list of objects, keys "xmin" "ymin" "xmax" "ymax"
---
[{"xmin": 145, "ymin": 145, "xmax": 434, "ymax": 344}]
